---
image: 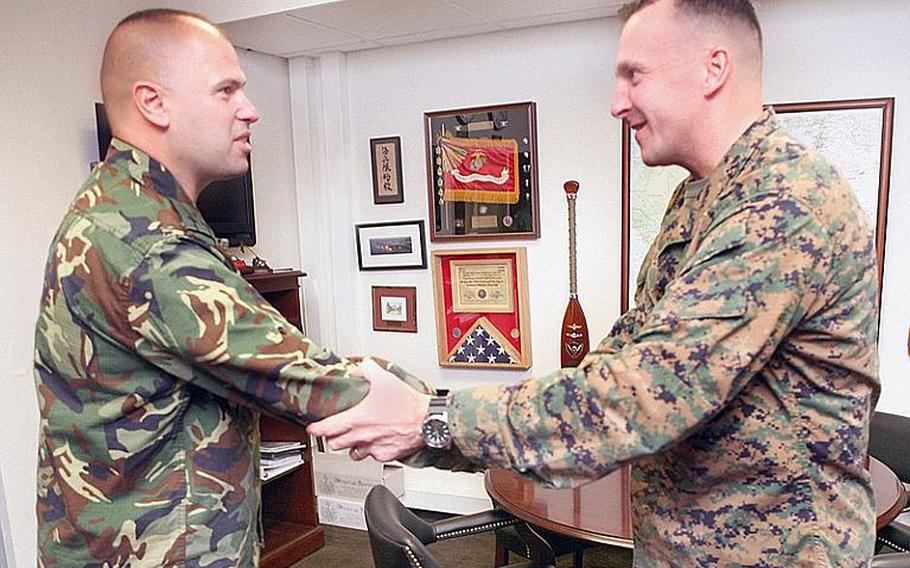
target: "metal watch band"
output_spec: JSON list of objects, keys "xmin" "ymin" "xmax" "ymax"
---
[
  {"xmin": 422, "ymin": 394, "xmax": 453, "ymax": 450},
  {"xmin": 428, "ymin": 395, "xmax": 449, "ymax": 416}
]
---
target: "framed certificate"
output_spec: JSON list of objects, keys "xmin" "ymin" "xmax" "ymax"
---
[
  {"xmin": 431, "ymin": 248, "xmax": 531, "ymax": 369},
  {"xmin": 450, "ymin": 258, "xmax": 514, "ymax": 313}
]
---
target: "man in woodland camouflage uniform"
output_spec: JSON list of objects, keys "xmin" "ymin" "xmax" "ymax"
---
[
  {"xmin": 310, "ymin": 1, "xmax": 880, "ymax": 566},
  {"xmin": 32, "ymin": 10, "xmax": 428, "ymax": 566}
]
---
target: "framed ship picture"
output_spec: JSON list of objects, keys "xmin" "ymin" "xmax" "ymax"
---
[{"xmin": 355, "ymin": 220, "xmax": 427, "ymax": 271}]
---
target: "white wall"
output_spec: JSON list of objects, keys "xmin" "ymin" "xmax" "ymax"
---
[
  {"xmin": 295, "ymin": 18, "xmax": 623, "ymax": 391},
  {"xmin": 292, "ymin": 0, "xmax": 910, "ymax": 508},
  {"xmin": 235, "ymin": 48, "xmax": 302, "ymax": 269},
  {"xmin": 0, "ymin": 467, "xmax": 10, "ymax": 568},
  {"xmin": 0, "ymin": 4, "xmax": 299, "ymax": 565}
]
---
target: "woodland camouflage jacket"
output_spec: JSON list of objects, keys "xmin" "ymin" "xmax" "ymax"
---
[
  {"xmin": 33, "ymin": 139, "xmax": 412, "ymax": 566},
  {"xmin": 444, "ymin": 110, "xmax": 881, "ymax": 567}
]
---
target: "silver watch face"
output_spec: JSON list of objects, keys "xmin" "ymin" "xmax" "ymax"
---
[{"xmin": 422, "ymin": 417, "xmax": 451, "ymax": 449}]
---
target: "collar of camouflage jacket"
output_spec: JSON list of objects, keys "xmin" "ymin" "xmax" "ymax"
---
[
  {"xmin": 104, "ymin": 138, "xmax": 218, "ymax": 244},
  {"xmin": 654, "ymin": 109, "xmax": 779, "ymax": 251},
  {"xmin": 701, "ymin": 107, "xmax": 781, "ymax": 211}
]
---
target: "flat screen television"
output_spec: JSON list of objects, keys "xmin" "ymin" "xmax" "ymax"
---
[{"xmin": 95, "ymin": 103, "xmax": 257, "ymax": 246}]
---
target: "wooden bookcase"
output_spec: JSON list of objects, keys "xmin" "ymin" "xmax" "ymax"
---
[{"xmin": 244, "ymin": 270, "xmax": 324, "ymax": 568}]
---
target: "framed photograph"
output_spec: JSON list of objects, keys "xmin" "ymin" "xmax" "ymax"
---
[
  {"xmin": 620, "ymin": 97, "xmax": 894, "ymax": 311},
  {"xmin": 372, "ymin": 286, "xmax": 417, "ymax": 332},
  {"xmin": 431, "ymin": 248, "xmax": 531, "ymax": 369},
  {"xmin": 424, "ymin": 101, "xmax": 540, "ymax": 241},
  {"xmin": 370, "ymin": 136, "xmax": 404, "ymax": 204},
  {"xmin": 355, "ymin": 220, "xmax": 427, "ymax": 271}
]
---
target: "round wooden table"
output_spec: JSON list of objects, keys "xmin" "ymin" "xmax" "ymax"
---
[{"xmin": 485, "ymin": 456, "xmax": 907, "ymax": 548}]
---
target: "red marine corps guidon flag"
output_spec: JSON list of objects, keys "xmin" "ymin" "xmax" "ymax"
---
[{"xmin": 438, "ymin": 136, "xmax": 519, "ymax": 204}]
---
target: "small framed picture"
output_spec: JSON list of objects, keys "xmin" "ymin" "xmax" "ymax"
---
[
  {"xmin": 355, "ymin": 220, "xmax": 427, "ymax": 271},
  {"xmin": 370, "ymin": 136, "xmax": 404, "ymax": 204},
  {"xmin": 372, "ymin": 286, "xmax": 417, "ymax": 333}
]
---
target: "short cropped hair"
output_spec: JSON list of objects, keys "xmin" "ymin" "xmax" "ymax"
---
[
  {"xmin": 113, "ymin": 8, "xmax": 222, "ymax": 34},
  {"xmin": 100, "ymin": 9, "xmax": 229, "ymax": 106},
  {"xmin": 620, "ymin": 0, "xmax": 762, "ymax": 49}
]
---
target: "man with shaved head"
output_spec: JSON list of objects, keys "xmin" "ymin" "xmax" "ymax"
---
[
  {"xmin": 99, "ymin": 10, "xmax": 256, "ymax": 200},
  {"xmin": 310, "ymin": 1, "xmax": 881, "ymax": 565},
  {"xmin": 33, "ymin": 9, "xmax": 426, "ymax": 566}
]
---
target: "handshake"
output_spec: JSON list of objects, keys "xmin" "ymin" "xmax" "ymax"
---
[{"xmin": 307, "ymin": 359, "xmax": 435, "ymax": 462}]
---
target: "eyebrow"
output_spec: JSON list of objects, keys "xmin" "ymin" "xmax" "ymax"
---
[
  {"xmin": 213, "ymin": 77, "xmax": 246, "ymax": 91},
  {"xmin": 615, "ymin": 61, "xmax": 641, "ymax": 78}
]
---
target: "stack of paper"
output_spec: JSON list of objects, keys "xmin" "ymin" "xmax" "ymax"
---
[{"xmin": 260, "ymin": 440, "xmax": 306, "ymax": 481}]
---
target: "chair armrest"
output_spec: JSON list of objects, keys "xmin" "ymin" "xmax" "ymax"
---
[
  {"xmin": 880, "ymin": 521, "xmax": 910, "ymax": 553},
  {"xmin": 872, "ymin": 553, "xmax": 910, "ymax": 568},
  {"xmin": 433, "ymin": 509, "xmax": 518, "ymax": 541}
]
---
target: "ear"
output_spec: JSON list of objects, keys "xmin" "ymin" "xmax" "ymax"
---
[
  {"xmin": 132, "ymin": 82, "xmax": 169, "ymax": 128},
  {"xmin": 704, "ymin": 47, "xmax": 731, "ymax": 98}
]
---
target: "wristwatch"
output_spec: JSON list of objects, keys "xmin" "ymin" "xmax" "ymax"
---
[{"xmin": 421, "ymin": 395, "xmax": 453, "ymax": 450}]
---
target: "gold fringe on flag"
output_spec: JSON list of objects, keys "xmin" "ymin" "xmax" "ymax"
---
[{"xmin": 438, "ymin": 136, "xmax": 519, "ymax": 204}]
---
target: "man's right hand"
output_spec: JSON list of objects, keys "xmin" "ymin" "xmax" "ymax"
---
[{"xmin": 307, "ymin": 358, "xmax": 431, "ymax": 462}]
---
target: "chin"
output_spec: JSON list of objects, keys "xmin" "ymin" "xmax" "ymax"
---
[
  {"xmin": 209, "ymin": 166, "xmax": 248, "ymax": 183},
  {"xmin": 227, "ymin": 158, "xmax": 251, "ymax": 176},
  {"xmin": 635, "ymin": 138, "xmax": 656, "ymax": 165},
  {"xmin": 639, "ymin": 146, "xmax": 674, "ymax": 168},
  {"xmin": 639, "ymin": 151, "xmax": 662, "ymax": 167}
]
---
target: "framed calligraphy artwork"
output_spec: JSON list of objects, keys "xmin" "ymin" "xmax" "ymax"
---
[
  {"xmin": 370, "ymin": 136, "xmax": 404, "ymax": 204},
  {"xmin": 424, "ymin": 102, "xmax": 540, "ymax": 241},
  {"xmin": 431, "ymin": 248, "xmax": 531, "ymax": 369}
]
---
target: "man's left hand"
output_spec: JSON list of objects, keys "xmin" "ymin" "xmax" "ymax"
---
[{"xmin": 307, "ymin": 358, "xmax": 431, "ymax": 462}]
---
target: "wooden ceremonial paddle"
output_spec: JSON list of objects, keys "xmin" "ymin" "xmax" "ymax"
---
[{"xmin": 560, "ymin": 180, "xmax": 590, "ymax": 368}]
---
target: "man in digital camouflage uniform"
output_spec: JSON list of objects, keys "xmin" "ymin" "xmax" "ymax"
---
[
  {"xmin": 310, "ymin": 1, "xmax": 881, "ymax": 566},
  {"xmin": 32, "ymin": 9, "xmax": 428, "ymax": 567}
]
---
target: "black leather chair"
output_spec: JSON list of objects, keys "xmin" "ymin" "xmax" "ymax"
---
[
  {"xmin": 365, "ymin": 484, "xmax": 556, "ymax": 568},
  {"xmin": 494, "ymin": 524, "xmax": 587, "ymax": 567},
  {"xmin": 870, "ymin": 411, "xmax": 910, "ymax": 485},
  {"xmin": 871, "ymin": 411, "xmax": 910, "ymax": 542},
  {"xmin": 873, "ymin": 554, "xmax": 910, "ymax": 568},
  {"xmin": 874, "ymin": 519, "xmax": 910, "ymax": 566},
  {"xmin": 869, "ymin": 411, "xmax": 910, "ymax": 566}
]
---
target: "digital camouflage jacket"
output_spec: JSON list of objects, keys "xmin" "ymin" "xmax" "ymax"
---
[
  {"xmin": 33, "ymin": 139, "xmax": 412, "ymax": 566},
  {"xmin": 445, "ymin": 110, "xmax": 880, "ymax": 567}
]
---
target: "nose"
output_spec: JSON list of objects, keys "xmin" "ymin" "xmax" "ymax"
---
[
  {"xmin": 610, "ymin": 81, "xmax": 631, "ymax": 119},
  {"xmin": 237, "ymin": 91, "xmax": 260, "ymax": 124}
]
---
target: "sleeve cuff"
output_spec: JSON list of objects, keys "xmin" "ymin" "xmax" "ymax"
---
[{"xmin": 448, "ymin": 385, "xmax": 521, "ymax": 468}]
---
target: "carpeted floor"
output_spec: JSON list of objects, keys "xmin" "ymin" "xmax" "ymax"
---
[{"xmin": 292, "ymin": 517, "xmax": 633, "ymax": 568}]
